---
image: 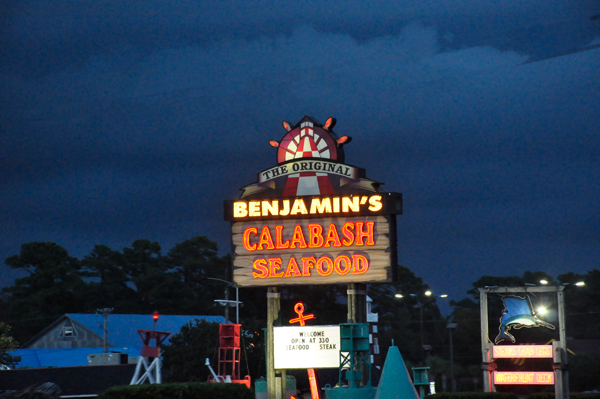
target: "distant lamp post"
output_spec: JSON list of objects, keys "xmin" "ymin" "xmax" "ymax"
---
[
  {"xmin": 575, "ymin": 281, "xmax": 585, "ymax": 287},
  {"xmin": 446, "ymin": 322, "xmax": 457, "ymax": 392},
  {"xmin": 208, "ymin": 277, "xmax": 242, "ymax": 324},
  {"xmin": 396, "ymin": 290, "xmax": 448, "ymax": 363},
  {"xmin": 540, "ymin": 280, "xmax": 548, "ymax": 285}
]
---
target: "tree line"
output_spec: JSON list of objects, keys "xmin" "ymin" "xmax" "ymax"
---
[{"xmin": 1, "ymin": 237, "xmax": 599, "ymax": 391}]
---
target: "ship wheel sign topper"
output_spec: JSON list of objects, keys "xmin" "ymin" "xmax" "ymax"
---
[{"xmin": 239, "ymin": 116, "xmax": 380, "ymax": 198}]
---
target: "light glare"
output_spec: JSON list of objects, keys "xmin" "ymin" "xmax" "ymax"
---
[{"xmin": 537, "ymin": 307, "xmax": 547, "ymax": 315}]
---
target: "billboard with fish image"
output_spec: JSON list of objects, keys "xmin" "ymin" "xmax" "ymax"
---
[{"xmin": 495, "ymin": 295, "xmax": 555, "ymax": 344}]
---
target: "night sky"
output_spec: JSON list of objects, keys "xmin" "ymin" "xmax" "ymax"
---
[{"xmin": 2, "ymin": 0, "xmax": 599, "ymax": 308}]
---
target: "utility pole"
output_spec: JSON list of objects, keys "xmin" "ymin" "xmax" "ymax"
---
[
  {"xmin": 97, "ymin": 308, "xmax": 114, "ymax": 353},
  {"xmin": 447, "ymin": 322, "xmax": 457, "ymax": 392}
]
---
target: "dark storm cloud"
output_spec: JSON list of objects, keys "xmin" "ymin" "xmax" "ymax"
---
[
  {"xmin": 1, "ymin": 0, "xmax": 599, "ymax": 301},
  {"xmin": 2, "ymin": 0, "xmax": 599, "ymax": 77}
]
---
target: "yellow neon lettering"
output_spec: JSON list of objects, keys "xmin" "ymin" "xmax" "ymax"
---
[
  {"xmin": 262, "ymin": 200, "xmax": 278, "ymax": 216},
  {"xmin": 249, "ymin": 201, "xmax": 260, "ymax": 217},
  {"xmin": 290, "ymin": 199, "xmax": 308, "ymax": 215},
  {"xmin": 342, "ymin": 196, "xmax": 359, "ymax": 212},
  {"xmin": 310, "ymin": 198, "xmax": 332, "ymax": 214},
  {"xmin": 368, "ymin": 195, "xmax": 383, "ymax": 211},
  {"xmin": 279, "ymin": 200, "xmax": 290, "ymax": 216},
  {"xmin": 234, "ymin": 202, "xmax": 248, "ymax": 217}
]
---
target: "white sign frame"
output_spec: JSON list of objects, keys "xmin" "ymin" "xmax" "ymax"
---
[{"xmin": 274, "ymin": 325, "xmax": 341, "ymax": 369}]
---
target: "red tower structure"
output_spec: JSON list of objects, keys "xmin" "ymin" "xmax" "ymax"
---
[
  {"xmin": 208, "ymin": 324, "xmax": 251, "ymax": 388},
  {"xmin": 218, "ymin": 324, "xmax": 241, "ymax": 380}
]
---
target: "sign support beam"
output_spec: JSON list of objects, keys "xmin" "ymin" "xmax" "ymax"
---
[
  {"xmin": 347, "ymin": 283, "xmax": 369, "ymax": 387},
  {"xmin": 267, "ymin": 287, "xmax": 281, "ymax": 399},
  {"xmin": 555, "ymin": 290, "xmax": 569, "ymax": 399}
]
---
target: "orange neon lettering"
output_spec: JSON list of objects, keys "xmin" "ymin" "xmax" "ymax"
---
[
  {"xmin": 355, "ymin": 221, "xmax": 375, "ymax": 246},
  {"xmin": 334, "ymin": 255, "xmax": 352, "ymax": 275},
  {"xmin": 284, "ymin": 257, "xmax": 302, "ymax": 277},
  {"xmin": 268, "ymin": 258, "xmax": 284, "ymax": 278},
  {"xmin": 289, "ymin": 225, "xmax": 308, "ymax": 248},
  {"xmin": 257, "ymin": 226, "xmax": 275, "ymax": 250},
  {"xmin": 324, "ymin": 223, "xmax": 342, "ymax": 247},
  {"xmin": 307, "ymin": 224, "xmax": 324, "ymax": 248},
  {"xmin": 316, "ymin": 257, "xmax": 334, "ymax": 276},
  {"xmin": 242, "ymin": 227, "xmax": 258, "ymax": 251},
  {"xmin": 275, "ymin": 225, "xmax": 290, "ymax": 249},
  {"xmin": 252, "ymin": 259, "xmax": 268, "ymax": 278},
  {"xmin": 301, "ymin": 257, "xmax": 317, "ymax": 276},
  {"xmin": 352, "ymin": 254, "xmax": 369, "ymax": 274},
  {"xmin": 341, "ymin": 222, "xmax": 355, "ymax": 246}
]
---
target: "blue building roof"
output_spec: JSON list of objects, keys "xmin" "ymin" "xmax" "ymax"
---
[
  {"xmin": 14, "ymin": 313, "xmax": 228, "ymax": 369},
  {"xmin": 66, "ymin": 313, "xmax": 227, "ymax": 348}
]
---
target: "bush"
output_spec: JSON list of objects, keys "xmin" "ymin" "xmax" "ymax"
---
[
  {"xmin": 426, "ymin": 393, "xmax": 519, "ymax": 399},
  {"xmin": 528, "ymin": 394, "xmax": 600, "ymax": 399},
  {"xmin": 100, "ymin": 382, "xmax": 254, "ymax": 399}
]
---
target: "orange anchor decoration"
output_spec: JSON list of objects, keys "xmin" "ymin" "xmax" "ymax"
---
[{"xmin": 289, "ymin": 302, "xmax": 315, "ymax": 326}]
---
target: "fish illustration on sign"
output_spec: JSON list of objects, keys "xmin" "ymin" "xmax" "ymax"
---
[{"xmin": 495, "ymin": 295, "xmax": 555, "ymax": 344}]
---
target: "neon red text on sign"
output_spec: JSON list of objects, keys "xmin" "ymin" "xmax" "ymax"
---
[
  {"xmin": 252, "ymin": 254, "xmax": 369, "ymax": 279},
  {"xmin": 493, "ymin": 372, "xmax": 554, "ymax": 385},
  {"xmin": 493, "ymin": 345, "xmax": 553, "ymax": 359},
  {"xmin": 242, "ymin": 222, "xmax": 375, "ymax": 251}
]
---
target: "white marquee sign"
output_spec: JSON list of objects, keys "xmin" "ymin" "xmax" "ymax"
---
[{"xmin": 273, "ymin": 325, "xmax": 341, "ymax": 369}]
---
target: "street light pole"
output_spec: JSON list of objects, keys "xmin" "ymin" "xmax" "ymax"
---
[
  {"xmin": 447, "ymin": 322, "xmax": 457, "ymax": 392},
  {"xmin": 419, "ymin": 301, "xmax": 424, "ymax": 360},
  {"xmin": 208, "ymin": 277, "xmax": 242, "ymax": 324},
  {"xmin": 396, "ymin": 291, "xmax": 447, "ymax": 365}
]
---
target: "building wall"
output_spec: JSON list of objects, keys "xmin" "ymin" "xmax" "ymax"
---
[
  {"xmin": 0, "ymin": 364, "xmax": 136, "ymax": 395},
  {"xmin": 26, "ymin": 318, "xmax": 106, "ymax": 349}
]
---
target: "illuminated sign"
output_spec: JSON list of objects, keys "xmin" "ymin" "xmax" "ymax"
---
[
  {"xmin": 236, "ymin": 116, "xmax": 383, "ymax": 198},
  {"xmin": 274, "ymin": 326, "xmax": 341, "ymax": 369},
  {"xmin": 225, "ymin": 116, "xmax": 401, "ymax": 287},
  {"xmin": 231, "ymin": 215, "xmax": 395, "ymax": 286},
  {"xmin": 493, "ymin": 371, "xmax": 554, "ymax": 385},
  {"xmin": 495, "ymin": 296, "xmax": 555, "ymax": 344},
  {"xmin": 224, "ymin": 193, "xmax": 401, "ymax": 222},
  {"xmin": 493, "ymin": 345, "xmax": 553, "ymax": 359},
  {"xmin": 258, "ymin": 159, "xmax": 362, "ymax": 183},
  {"xmin": 290, "ymin": 303, "xmax": 315, "ymax": 326}
]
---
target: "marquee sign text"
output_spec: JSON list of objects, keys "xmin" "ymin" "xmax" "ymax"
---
[{"xmin": 274, "ymin": 326, "xmax": 341, "ymax": 369}]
